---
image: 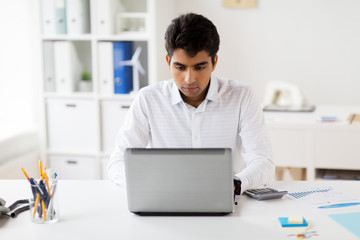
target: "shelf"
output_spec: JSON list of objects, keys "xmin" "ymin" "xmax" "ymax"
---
[
  {"xmin": 46, "ymin": 150, "xmax": 99, "ymax": 157},
  {"xmin": 42, "ymin": 33, "xmax": 150, "ymax": 41},
  {"xmin": 42, "ymin": 34, "xmax": 93, "ymax": 41},
  {"xmin": 316, "ymin": 168, "xmax": 360, "ymax": 181},
  {"xmin": 43, "ymin": 92, "xmax": 96, "ymax": 99},
  {"xmin": 99, "ymin": 94, "xmax": 135, "ymax": 101},
  {"xmin": 96, "ymin": 32, "xmax": 149, "ymax": 41},
  {"xmin": 118, "ymin": 12, "xmax": 148, "ymax": 18},
  {"xmin": 39, "ymin": 0, "xmax": 176, "ymax": 179}
]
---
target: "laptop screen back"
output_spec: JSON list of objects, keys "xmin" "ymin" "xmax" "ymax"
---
[{"xmin": 124, "ymin": 148, "xmax": 234, "ymax": 214}]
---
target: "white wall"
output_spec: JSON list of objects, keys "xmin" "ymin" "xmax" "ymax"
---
[
  {"xmin": 0, "ymin": 1, "xmax": 41, "ymax": 129},
  {"xmin": 174, "ymin": 0, "xmax": 360, "ymax": 105}
]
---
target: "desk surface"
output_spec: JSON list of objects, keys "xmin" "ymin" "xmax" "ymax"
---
[{"xmin": 1, "ymin": 180, "xmax": 360, "ymax": 240}]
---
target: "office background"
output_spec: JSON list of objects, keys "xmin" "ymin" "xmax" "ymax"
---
[{"xmin": 0, "ymin": 0, "xmax": 359, "ymax": 179}]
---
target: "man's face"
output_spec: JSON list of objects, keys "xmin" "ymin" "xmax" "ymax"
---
[{"xmin": 166, "ymin": 49, "xmax": 218, "ymax": 106}]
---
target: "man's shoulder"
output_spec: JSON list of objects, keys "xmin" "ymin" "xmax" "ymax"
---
[
  {"xmin": 138, "ymin": 79, "xmax": 173, "ymax": 97},
  {"xmin": 216, "ymin": 77, "xmax": 252, "ymax": 94}
]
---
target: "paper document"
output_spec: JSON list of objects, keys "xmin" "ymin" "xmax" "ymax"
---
[
  {"xmin": 287, "ymin": 186, "xmax": 360, "ymax": 212},
  {"xmin": 329, "ymin": 212, "xmax": 360, "ymax": 238}
]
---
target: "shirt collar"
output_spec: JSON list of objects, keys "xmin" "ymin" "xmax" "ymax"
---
[
  {"xmin": 171, "ymin": 81, "xmax": 183, "ymax": 105},
  {"xmin": 205, "ymin": 74, "xmax": 218, "ymax": 102},
  {"xmin": 171, "ymin": 74, "xmax": 219, "ymax": 105}
]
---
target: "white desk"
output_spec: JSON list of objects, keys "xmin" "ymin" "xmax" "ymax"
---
[{"xmin": 1, "ymin": 180, "xmax": 360, "ymax": 239}]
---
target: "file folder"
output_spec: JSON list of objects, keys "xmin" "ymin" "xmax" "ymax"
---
[
  {"xmin": 41, "ymin": 0, "xmax": 56, "ymax": 34},
  {"xmin": 95, "ymin": 0, "xmax": 120, "ymax": 35},
  {"xmin": 67, "ymin": 0, "xmax": 90, "ymax": 34},
  {"xmin": 98, "ymin": 42, "xmax": 114, "ymax": 95},
  {"xmin": 113, "ymin": 41, "xmax": 133, "ymax": 94},
  {"xmin": 54, "ymin": 41, "xmax": 80, "ymax": 93},
  {"xmin": 43, "ymin": 41, "xmax": 55, "ymax": 92},
  {"xmin": 55, "ymin": 0, "xmax": 67, "ymax": 34}
]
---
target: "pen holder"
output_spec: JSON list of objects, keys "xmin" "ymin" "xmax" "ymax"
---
[{"xmin": 29, "ymin": 179, "xmax": 59, "ymax": 223}]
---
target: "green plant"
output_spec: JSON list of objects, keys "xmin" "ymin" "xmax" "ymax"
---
[{"xmin": 81, "ymin": 71, "xmax": 92, "ymax": 82}]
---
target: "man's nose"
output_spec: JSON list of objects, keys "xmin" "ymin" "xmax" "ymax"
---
[{"xmin": 184, "ymin": 69, "xmax": 195, "ymax": 84}]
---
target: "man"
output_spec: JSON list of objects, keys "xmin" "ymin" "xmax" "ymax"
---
[{"xmin": 108, "ymin": 13, "xmax": 274, "ymax": 194}]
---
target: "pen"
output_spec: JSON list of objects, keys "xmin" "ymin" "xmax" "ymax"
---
[
  {"xmin": 318, "ymin": 202, "xmax": 360, "ymax": 209},
  {"xmin": 32, "ymin": 179, "xmax": 44, "ymax": 195}
]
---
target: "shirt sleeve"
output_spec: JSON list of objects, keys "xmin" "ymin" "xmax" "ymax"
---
[
  {"xmin": 235, "ymin": 88, "xmax": 275, "ymax": 193},
  {"xmin": 107, "ymin": 90, "xmax": 150, "ymax": 187}
]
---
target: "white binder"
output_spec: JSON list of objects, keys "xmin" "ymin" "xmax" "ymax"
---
[
  {"xmin": 95, "ymin": 0, "xmax": 120, "ymax": 35},
  {"xmin": 43, "ymin": 41, "xmax": 55, "ymax": 92},
  {"xmin": 67, "ymin": 0, "xmax": 90, "ymax": 34},
  {"xmin": 55, "ymin": 0, "xmax": 67, "ymax": 34},
  {"xmin": 98, "ymin": 42, "xmax": 114, "ymax": 95},
  {"xmin": 41, "ymin": 0, "xmax": 56, "ymax": 34},
  {"xmin": 54, "ymin": 41, "xmax": 80, "ymax": 93}
]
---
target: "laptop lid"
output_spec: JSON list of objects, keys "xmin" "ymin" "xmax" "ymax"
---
[{"xmin": 124, "ymin": 148, "xmax": 234, "ymax": 215}]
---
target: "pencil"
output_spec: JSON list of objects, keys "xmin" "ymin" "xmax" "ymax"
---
[
  {"xmin": 33, "ymin": 193, "xmax": 40, "ymax": 218},
  {"xmin": 41, "ymin": 200, "xmax": 46, "ymax": 221},
  {"xmin": 43, "ymin": 172, "xmax": 51, "ymax": 197},
  {"xmin": 39, "ymin": 160, "xmax": 43, "ymax": 178},
  {"xmin": 21, "ymin": 168, "xmax": 30, "ymax": 181}
]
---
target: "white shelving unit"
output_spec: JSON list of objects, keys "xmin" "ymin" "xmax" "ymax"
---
[
  {"xmin": 265, "ymin": 105, "xmax": 360, "ymax": 181},
  {"xmin": 38, "ymin": 0, "xmax": 175, "ymax": 179}
]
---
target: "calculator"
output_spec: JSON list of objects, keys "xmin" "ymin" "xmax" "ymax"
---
[{"xmin": 244, "ymin": 188, "xmax": 288, "ymax": 200}]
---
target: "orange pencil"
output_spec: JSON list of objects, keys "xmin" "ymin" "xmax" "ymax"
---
[
  {"xmin": 21, "ymin": 168, "xmax": 30, "ymax": 181},
  {"xmin": 41, "ymin": 200, "xmax": 46, "ymax": 221},
  {"xmin": 33, "ymin": 193, "xmax": 40, "ymax": 218},
  {"xmin": 43, "ymin": 172, "xmax": 51, "ymax": 197},
  {"xmin": 39, "ymin": 160, "xmax": 43, "ymax": 178}
]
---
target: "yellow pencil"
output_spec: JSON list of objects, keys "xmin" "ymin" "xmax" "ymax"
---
[
  {"xmin": 43, "ymin": 172, "xmax": 51, "ymax": 197},
  {"xmin": 41, "ymin": 200, "xmax": 46, "ymax": 221},
  {"xmin": 39, "ymin": 160, "xmax": 43, "ymax": 178},
  {"xmin": 33, "ymin": 193, "xmax": 40, "ymax": 218},
  {"xmin": 21, "ymin": 168, "xmax": 30, "ymax": 181}
]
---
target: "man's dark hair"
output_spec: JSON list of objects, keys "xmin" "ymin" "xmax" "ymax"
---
[{"xmin": 165, "ymin": 13, "xmax": 220, "ymax": 66}]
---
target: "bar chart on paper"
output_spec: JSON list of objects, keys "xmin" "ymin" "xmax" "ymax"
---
[
  {"xmin": 288, "ymin": 187, "xmax": 333, "ymax": 199},
  {"xmin": 287, "ymin": 186, "xmax": 360, "ymax": 212}
]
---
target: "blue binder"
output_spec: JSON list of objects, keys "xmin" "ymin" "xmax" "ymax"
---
[
  {"xmin": 55, "ymin": 0, "xmax": 67, "ymax": 34},
  {"xmin": 113, "ymin": 41, "xmax": 133, "ymax": 94}
]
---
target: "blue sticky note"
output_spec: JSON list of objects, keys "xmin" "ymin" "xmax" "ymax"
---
[
  {"xmin": 329, "ymin": 212, "xmax": 360, "ymax": 238},
  {"xmin": 278, "ymin": 217, "xmax": 308, "ymax": 227}
]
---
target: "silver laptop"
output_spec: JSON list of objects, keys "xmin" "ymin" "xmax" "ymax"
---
[{"xmin": 124, "ymin": 148, "xmax": 234, "ymax": 215}]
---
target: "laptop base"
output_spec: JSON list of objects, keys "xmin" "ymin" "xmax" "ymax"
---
[{"xmin": 132, "ymin": 211, "xmax": 231, "ymax": 216}]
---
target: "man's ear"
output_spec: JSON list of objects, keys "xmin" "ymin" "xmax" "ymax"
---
[
  {"xmin": 212, "ymin": 55, "xmax": 218, "ymax": 72},
  {"xmin": 166, "ymin": 54, "xmax": 171, "ymax": 69}
]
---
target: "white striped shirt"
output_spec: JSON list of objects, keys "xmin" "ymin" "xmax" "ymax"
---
[{"xmin": 108, "ymin": 74, "xmax": 274, "ymax": 193}]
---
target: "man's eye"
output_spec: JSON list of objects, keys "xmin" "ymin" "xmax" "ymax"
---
[
  {"xmin": 175, "ymin": 66, "xmax": 185, "ymax": 71},
  {"xmin": 195, "ymin": 66, "xmax": 206, "ymax": 71}
]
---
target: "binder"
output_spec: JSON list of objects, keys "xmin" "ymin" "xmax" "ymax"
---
[
  {"xmin": 43, "ymin": 41, "xmax": 56, "ymax": 92},
  {"xmin": 113, "ymin": 41, "xmax": 133, "ymax": 94},
  {"xmin": 67, "ymin": 0, "xmax": 90, "ymax": 34},
  {"xmin": 98, "ymin": 42, "xmax": 114, "ymax": 95},
  {"xmin": 55, "ymin": 0, "xmax": 67, "ymax": 34},
  {"xmin": 41, "ymin": 0, "xmax": 56, "ymax": 34},
  {"xmin": 54, "ymin": 41, "xmax": 80, "ymax": 93},
  {"xmin": 95, "ymin": 0, "xmax": 119, "ymax": 35}
]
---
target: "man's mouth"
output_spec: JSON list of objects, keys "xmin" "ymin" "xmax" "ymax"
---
[{"xmin": 183, "ymin": 86, "xmax": 198, "ymax": 92}]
